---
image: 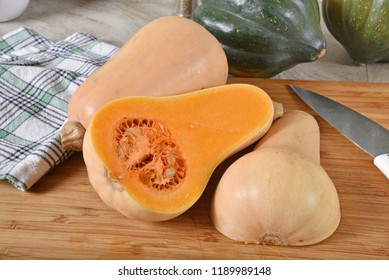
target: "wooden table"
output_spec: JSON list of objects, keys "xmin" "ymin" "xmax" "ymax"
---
[{"xmin": 1, "ymin": 78, "xmax": 388, "ymax": 260}]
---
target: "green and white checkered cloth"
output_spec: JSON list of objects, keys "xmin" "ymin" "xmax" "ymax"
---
[{"xmin": 0, "ymin": 27, "xmax": 118, "ymax": 191}]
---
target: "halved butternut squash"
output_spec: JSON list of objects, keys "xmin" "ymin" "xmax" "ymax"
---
[{"xmin": 82, "ymin": 84, "xmax": 283, "ymax": 221}]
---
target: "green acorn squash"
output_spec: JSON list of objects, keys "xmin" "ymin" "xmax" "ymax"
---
[
  {"xmin": 192, "ymin": 0, "xmax": 327, "ymax": 78},
  {"xmin": 322, "ymin": 0, "xmax": 389, "ymax": 64}
]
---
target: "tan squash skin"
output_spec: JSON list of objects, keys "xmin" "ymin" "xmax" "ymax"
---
[
  {"xmin": 82, "ymin": 84, "xmax": 283, "ymax": 222},
  {"xmin": 211, "ymin": 110, "xmax": 341, "ymax": 246},
  {"xmin": 61, "ymin": 16, "xmax": 228, "ymax": 151}
]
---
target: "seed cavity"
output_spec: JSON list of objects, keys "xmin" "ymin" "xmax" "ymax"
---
[{"xmin": 113, "ymin": 118, "xmax": 187, "ymax": 191}]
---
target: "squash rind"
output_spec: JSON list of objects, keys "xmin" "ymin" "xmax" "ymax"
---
[
  {"xmin": 61, "ymin": 16, "xmax": 228, "ymax": 151},
  {"xmin": 211, "ymin": 110, "xmax": 341, "ymax": 245},
  {"xmin": 193, "ymin": 0, "xmax": 327, "ymax": 77},
  {"xmin": 211, "ymin": 148, "xmax": 341, "ymax": 246},
  {"xmin": 322, "ymin": 0, "xmax": 389, "ymax": 64}
]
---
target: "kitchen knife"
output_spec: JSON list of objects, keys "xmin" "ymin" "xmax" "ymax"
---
[{"xmin": 289, "ymin": 84, "xmax": 389, "ymax": 180}]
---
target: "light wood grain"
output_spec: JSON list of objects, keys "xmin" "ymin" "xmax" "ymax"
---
[{"xmin": 1, "ymin": 78, "xmax": 388, "ymax": 260}]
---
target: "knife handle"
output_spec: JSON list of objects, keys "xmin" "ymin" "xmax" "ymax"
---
[{"xmin": 374, "ymin": 154, "xmax": 389, "ymax": 180}]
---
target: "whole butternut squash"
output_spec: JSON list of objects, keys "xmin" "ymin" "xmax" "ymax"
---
[
  {"xmin": 82, "ymin": 84, "xmax": 283, "ymax": 222},
  {"xmin": 211, "ymin": 110, "xmax": 340, "ymax": 246},
  {"xmin": 61, "ymin": 16, "xmax": 228, "ymax": 151}
]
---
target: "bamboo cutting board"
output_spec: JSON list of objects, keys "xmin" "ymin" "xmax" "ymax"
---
[{"xmin": 0, "ymin": 78, "xmax": 388, "ymax": 260}]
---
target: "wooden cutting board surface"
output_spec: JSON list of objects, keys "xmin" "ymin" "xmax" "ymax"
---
[{"xmin": 1, "ymin": 78, "xmax": 388, "ymax": 260}]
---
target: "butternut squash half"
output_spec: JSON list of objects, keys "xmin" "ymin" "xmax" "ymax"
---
[
  {"xmin": 211, "ymin": 110, "xmax": 340, "ymax": 245},
  {"xmin": 82, "ymin": 84, "xmax": 283, "ymax": 221},
  {"xmin": 61, "ymin": 16, "xmax": 228, "ymax": 151}
]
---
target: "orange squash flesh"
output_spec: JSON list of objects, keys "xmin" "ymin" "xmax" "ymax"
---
[{"xmin": 82, "ymin": 84, "xmax": 282, "ymax": 221}]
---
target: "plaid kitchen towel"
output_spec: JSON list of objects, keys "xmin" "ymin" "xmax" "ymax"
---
[{"xmin": 0, "ymin": 27, "xmax": 118, "ymax": 191}]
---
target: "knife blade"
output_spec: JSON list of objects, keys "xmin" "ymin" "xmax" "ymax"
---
[{"xmin": 289, "ymin": 84, "xmax": 389, "ymax": 180}]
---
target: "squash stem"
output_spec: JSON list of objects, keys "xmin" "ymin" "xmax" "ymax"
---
[
  {"xmin": 60, "ymin": 121, "xmax": 86, "ymax": 151},
  {"xmin": 273, "ymin": 101, "xmax": 284, "ymax": 120},
  {"xmin": 173, "ymin": 0, "xmax": 201, "ymax": 18}
]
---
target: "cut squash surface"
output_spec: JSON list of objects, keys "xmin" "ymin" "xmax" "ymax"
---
[{"xmin": 83, "ymin": 84, "xmax": 281, "ymax": 221}]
